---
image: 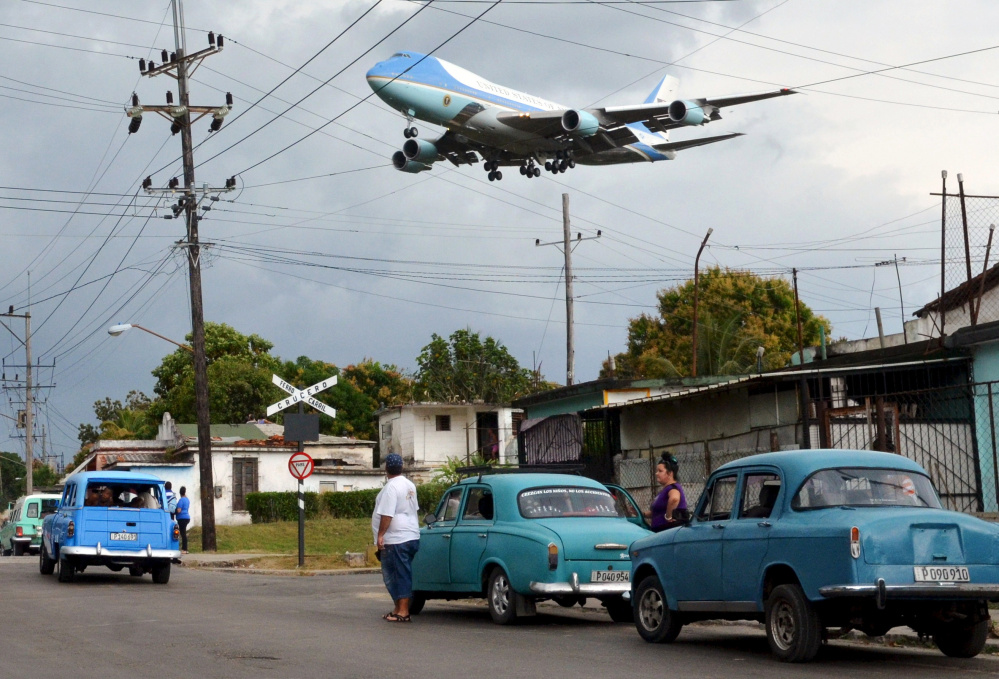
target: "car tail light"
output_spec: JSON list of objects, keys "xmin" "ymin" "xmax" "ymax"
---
[
  {"xmin": 850, "ymin": 526, "xmax": 860, "ymax": 559},
  {"xmin": 548, "ymin": 542, "xmax": 558, "ymax": 570},
  {"xmin": 67, "ymin": 520, "xmax": 75, "ymax": 538},
  {"xmin": 173, "ymin": 524, "xmax": 180, "ymax": 542},
  {"xmin": 15, "ymin": 526, "xmax": 23, "ymax": 537}
]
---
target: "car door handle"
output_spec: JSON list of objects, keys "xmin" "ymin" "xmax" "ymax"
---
[
  {"xmin": 477, "ymin": 533, "xmax": 487, "ymax": 538},
  {"xmin": 758, "ymin": 521, "xmax": 772, "ymax": 528},
  {"xmin": 442, "ymin": 535, "xmax": 451, "ymax": 540},
  {"xmin": 712, "ymin": 524, "xmax": 725, "ymax": 530}
]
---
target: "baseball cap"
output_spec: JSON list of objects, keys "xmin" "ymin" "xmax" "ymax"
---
[{"xmin": 385, "ymin": 453, "xmax": 404, "ymax": 474}]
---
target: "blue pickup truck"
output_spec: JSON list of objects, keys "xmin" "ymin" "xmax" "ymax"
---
[{"xmin": 40, "ymin": 471, "xmax": 181, "ymax": 583}]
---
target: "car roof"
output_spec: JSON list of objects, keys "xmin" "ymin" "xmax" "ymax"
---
[
  {"xmin": 715, "ymin": 449, "xmax": 927, "ymax": 486},
  {"xmin": 456, "ymin": 473, "xmax": 608, "ymax": 493},
  {"xmin": 68, "ymin": 470, "xmax": 166, "ymax": 484}
]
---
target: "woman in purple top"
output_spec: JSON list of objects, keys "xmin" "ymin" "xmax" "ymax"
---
[{"xmin": 644, "ymin": 454, "xmax": 688, "ymax": 532}]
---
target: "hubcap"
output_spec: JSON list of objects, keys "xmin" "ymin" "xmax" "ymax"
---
[
  {"xmin": 491, "ymin": 573, "xmax": 510, "ymax": 616},
  {"xmin": 770, "ymin": 599, "xmax": 796, "ymax": 650},
  {"xmin": 638, "ymin": 587, "xmax": 664, "ymax": 631}
]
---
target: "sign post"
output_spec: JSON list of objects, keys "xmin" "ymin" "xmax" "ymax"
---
[{"xmin": 269, "ymin": 373, "xmax": 336, "ymax": 569}]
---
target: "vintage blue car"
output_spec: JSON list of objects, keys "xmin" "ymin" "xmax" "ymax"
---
[
  {"xmin": 411, "ymin": 471, "xmax": 651, "ymax": 624},
  {"xmin": 629, "ymin": 449, "xmax": 999, "ymax": 662},
  {"xmin": 40, "ymin": 471, "xmax": 181, "ymax": 583}
]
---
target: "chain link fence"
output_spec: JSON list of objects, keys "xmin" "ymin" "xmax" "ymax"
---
[{"xmin": 940, "ymin": 191, "xmax": 999, "ymax": 324}]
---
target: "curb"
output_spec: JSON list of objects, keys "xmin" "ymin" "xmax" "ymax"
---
[{"xmin": 179, "ymin": 560, "xmax": 381, "ymax": 577}]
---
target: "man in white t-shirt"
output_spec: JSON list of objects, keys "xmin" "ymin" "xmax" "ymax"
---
[{"xmin": 372, "ymin": 453, "xmax": 421, "ymax": 623}]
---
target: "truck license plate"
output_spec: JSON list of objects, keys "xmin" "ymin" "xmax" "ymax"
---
[
  {"xmin": 111, "ymin": 532, "xmax": 137, "ymax": 541},
  {"xmin": 913, "ymin": 566, "xmax": 970, "ymax": 583},
  {"xmin": 591, "ymin": 570, "xmax": 629, "ymax": 583}
]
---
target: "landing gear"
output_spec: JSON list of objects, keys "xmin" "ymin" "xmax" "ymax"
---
[
  {"xmin": 547, "ymin": 150, "xmax": 575, "ymax": 174},
  {"xmin": 488, "ymin": 170, "xmax": 503, "ymax": 181},
  {"xmin": 520, "ymin": 160, "xmax": 542, "ymax": 179},
  {"xmin": 403, "ymin": 126, "xmax": 418, "ymax": 139}
]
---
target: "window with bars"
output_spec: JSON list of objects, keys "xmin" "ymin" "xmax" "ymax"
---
[{"xmin": 436, "ymin": 415, "xmax": 451, "ymax": 432}]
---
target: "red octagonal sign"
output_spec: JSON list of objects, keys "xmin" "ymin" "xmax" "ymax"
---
[{"xmin": 288, "ymin": 451, "xmax": 314, "ymax": 480}]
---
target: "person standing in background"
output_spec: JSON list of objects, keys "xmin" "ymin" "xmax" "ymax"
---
[
  {"xmin": 175, "ymin": 486, "xmax": 191, "ymax": 554},
  {"xmin": 372, "ymin": 454, "xmax": 420, "ymax": 623},
  {"xmin": 165, "ymin": 481, "xmax": 177, "ymax": 519}
]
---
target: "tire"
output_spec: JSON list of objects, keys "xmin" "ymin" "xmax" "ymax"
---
[
  {"xmin": 39, "ymin": 544, "xmax": 55, "ymax": 575},
  {"xmin": 765, "ymin": 584, "xmax": 822, "ymax": 662},
  {"xmin": 487, "ymin": 568, "xmax": 517, "ymax": 625},
  {"xmin": 933, "ymin": 618, "xmax": 989, "ymax": 658},
  {"xmin": 151, "ymin": 562, "xmax": 171, "ymax": 584},
  {"xmin": 605, "ymin": 598, "xmax": 634, "ymax": 623},
  {"xmin": 409, "ymin": 592, "xmax": 426, "ymax": 615},
  {"xmin": 56, "ymin": 555, "xmax": 76, "ymax": 583},
  {"xmin": 554, "ymin": 595, "xmax": 582, "ymax": 608},
  {"xmin": 129, "ymin": 566, "xmax": 144, "ymax": 577},
  {"xmin": 12, "ymin": 542, "xmax": 23, "ymax": 557},
  {"xmin": 634, "ymin": 575, "xmax": 683, "ymax": 643}
]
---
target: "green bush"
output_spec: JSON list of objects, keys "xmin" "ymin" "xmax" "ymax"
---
[{"xmin": 246, "ymin": 481, "xmax": 451, "ymax": 524}]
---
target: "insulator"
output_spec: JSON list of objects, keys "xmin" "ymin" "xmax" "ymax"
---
[
  {"xmin": 202, "ymin": 205, "xmax": 211, "ymax": 212},
  {"xmin": 170, "ymin": 122, "xmax": 181, "ymax": 135},
  {"xmin": 128, "ymin": 117, "xmax": 141, "ymax": 134},
  {"xmin": 161, "ymin": 49, "xmax": 168, "ymax": 63},
  {"xmin": 208, "ymin": 31, "xmax": 215, "ymax": 46},
  {"xmin": 148, "ymin": 61, "xmax": 156, "ymax": 71},
  {"xmin": 217, "ymin": 35, "xmax": 224, "ymax": 48},
  {"xmin": 166, "ymin": 90, "xmax": 174, "ymax": 105},
  {"xmin": 170, "ymin": 52, "xmax": 177, "ymax": 62},
  {"xmin": 169, "ymin": 177, "xmax": 179, "ymax": 189},
  {"xmin": 209, "ymin": 118, "xmax": 223, "ymax": 133},
  {"xmin": 131, "ymin": 92, "xmax": 139, "ymax": 107},
  {"xmin": 139, "ymin": 58, "xmax": 146, "ymax": 72},
  {"xmin": 226, "ymin": 92, "xmax": 233, "ymax": 106},
  {"xmin": 142, "ymin": 176, "xmax": 152, "ymax": 189}
]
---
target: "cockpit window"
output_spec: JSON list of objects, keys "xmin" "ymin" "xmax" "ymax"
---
[{"xmin": 392, "ymin": 52, "xmax": 411, "ymax": 59}]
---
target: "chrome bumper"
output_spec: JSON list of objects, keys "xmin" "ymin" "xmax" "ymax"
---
[
  {"xmin": 529, "ymin": 572, "xmax": 631, "ymax": 597},
  {"xmin": 11, "ymin": 537, "xmax": 33, "ymax": 544},
  {"xmin": 61, "ymin": 543, "xmax": 181, "ymax": 559},
  {"xmin": 820, "ymin": 580, "xmax": 999, "ymax": 603}
]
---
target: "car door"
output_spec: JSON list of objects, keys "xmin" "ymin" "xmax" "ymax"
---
[
  {"xmin": 722, "ymin": 470, "xmax": 782, "ymax": 607},
  {"xmin": 449, "ymin": 485, "xmax": 493, "ymax": 589},
  {"xmin": 670, "ymin": 474, "xmax": 738, "ymax": 605},
  {"xmin": 415, "ymin": 487, "xmax": 463, "ymax": 586},
  {"xmin": 605, "ymin": 484, "xmax": 651, "ymax": 529}
]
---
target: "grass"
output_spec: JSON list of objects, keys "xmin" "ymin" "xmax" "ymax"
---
[{"xmin": 186, "ymin": 517, "xmax": 372, "ymax": 558}]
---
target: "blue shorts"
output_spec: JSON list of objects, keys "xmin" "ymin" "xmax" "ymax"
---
[{"xmin": 381, "ymin": 539, "xmax": 420, "ymax": 601}]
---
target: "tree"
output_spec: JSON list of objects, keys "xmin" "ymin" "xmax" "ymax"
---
[
  {"xmin": 414, "ymin": 329, "xmax": 541, "ymax": 403},
  {"xmin": 0, "ymin": 454, "xmax": 60, "ymax": 504},
  {"xmin": 605, "ymin": 267, "xmax": 831, "ymax": 378}
]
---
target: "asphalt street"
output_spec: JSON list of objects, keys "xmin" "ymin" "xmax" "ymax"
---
[{"xmin": 2, "ymin": 556, "xmax": 996, "ymax": 679}]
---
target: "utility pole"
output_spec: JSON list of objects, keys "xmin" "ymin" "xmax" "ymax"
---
[
  {"xmin": 125, "ymin": 0, "xmax": 232, "ymax": 551},
  {"xmin": 876, "ymin": 255, "xmax": 907, "ymax": 342},
  {"xmin": 691, "ymin": 228, "xmax": 713, "ymax": 378},
  {"xmin": 1, "ymin": 307, "xmax": 31, "ymax": 493},
  {"xmin": 535, "ymin": 193, "xmax": 600, "ymax": 386}
]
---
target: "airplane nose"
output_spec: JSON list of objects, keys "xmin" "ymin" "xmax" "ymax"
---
[{"xmin": 366, "ymin": 61, "xmax": 389, "ymax": 90}]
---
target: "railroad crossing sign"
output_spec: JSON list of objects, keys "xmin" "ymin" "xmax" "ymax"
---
[
  {"xmin": 267, "ymin": 374, "xmax": 337, "ymax": 418},
  {"xmin": 288, "ymin": 451, "xmax": 314, "ymax": 480}
]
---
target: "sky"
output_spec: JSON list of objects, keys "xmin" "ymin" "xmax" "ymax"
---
[{"xmin": 2, "ymin": 0, "xmax": 998, "ymax": 467}]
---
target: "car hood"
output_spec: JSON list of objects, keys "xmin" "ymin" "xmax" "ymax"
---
[
  {"xmin": 528, "ymin": 517, "xmax": 651, "ymax": 561},
  {"xmin": 854, "ymin": 507, "xmax": 999, "ymax": 565}
]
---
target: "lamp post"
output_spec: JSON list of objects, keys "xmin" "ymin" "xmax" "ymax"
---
[
  {"xmin": 691, "ymin": 228, "xmax": 713, "ymax": 378},
  {"xmin": 107, "ymin": 323, "xmax": 194, "ymax": 353}
]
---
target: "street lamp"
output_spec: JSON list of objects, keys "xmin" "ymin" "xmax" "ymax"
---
[{"xmin": 108, "ymin": 323, "xmax": 194, "ymax": 353}]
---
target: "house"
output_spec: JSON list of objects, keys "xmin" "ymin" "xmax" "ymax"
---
[
  {"xmin": 375, "ymin": 403, "xmax": 523, "ymax": 469},
  {"xmin": 69, "ymin": 414, "xmax": 380, "ymax": 526}
]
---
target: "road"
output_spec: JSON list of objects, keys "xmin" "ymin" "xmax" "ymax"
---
[{"xmin": 2, "ymin": 557, "xmax": 996, "ymax": 679}]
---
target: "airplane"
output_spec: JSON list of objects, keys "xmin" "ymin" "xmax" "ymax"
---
[{"xmin": 365, "ymin": 51, "xmax": 795, "ymax": 181}]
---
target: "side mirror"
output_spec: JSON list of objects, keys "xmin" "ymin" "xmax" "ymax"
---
[{"xmin": 423, "ymin": 513, "xmax": 437, "ymax": 526}]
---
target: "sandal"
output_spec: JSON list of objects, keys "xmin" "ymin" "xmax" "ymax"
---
[
  {"xmin": 381, "ymin": 612, "xmax": 396, "ymax": 620},
  {"xmin": 384, "ymin": 613, "xmax": 411, "ymax": 623}
]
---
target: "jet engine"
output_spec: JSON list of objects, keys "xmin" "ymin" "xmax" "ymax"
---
[
  {"xmin": 667, "ymin": 100, "xmax": 705, "ymax": 126},
  {"xmin": 402, "ymin": 138, "xmax": 439, "ymax": 164},
  {"xmin": 393, "ymin": 151, "xmax": 431, "ymax": 173},
  {"xmin": 561, "ymin": 109, "xmax": 600, "ymax": 137}
]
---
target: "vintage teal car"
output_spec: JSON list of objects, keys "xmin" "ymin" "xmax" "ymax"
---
[
  {"xmin": 1, "ymin": 493, "xmax": 61, "ymax": 556},
  {"xmin": 411, "ymin": 471, "xmax": 651, "ymax": 624},
  {"xmin": 630, "ymin": 449, "xmax": 999, "ymax": 662}
]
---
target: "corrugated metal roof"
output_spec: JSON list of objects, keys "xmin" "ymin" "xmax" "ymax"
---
[{"xmin": 175, "ymin": 423, "xmax": 269, "ymax": 440}]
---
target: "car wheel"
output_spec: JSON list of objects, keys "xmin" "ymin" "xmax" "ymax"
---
[
  {"xmin": 409, "ymin": 592, "xmax": 426, "ymax": 615},
  {"xmin": 12, "ymin": 542, "xmax": 23, "ymax": 557},
  {"xmin": 487, "ymin": 568, "xmax": 517, "ymax": 625},
  {"xmin": 151, "ymin": 562, "xmax": 171, "ymax": 584},
  {"xmin": 56, "ymin": 555, "xmax": 76, "ymax": 583},
  {"xmin": 933, "ymin": 618, "xmax": 989, "ymax": 658},
  {"xmin": 129, "ymin": 566, "xmax": 144, "ymax": 577},
  {"xmin": 765, "ymin": 584, "xmax": 822, "ymax": 662},
  {"xmin": 605, "ymin": 598, "xmax": 634, "ymax": 623},
  {"xmin": 39, "ymin": 545, "xmax": 55, "ymax": 575},
  {"xmin": 554, "ymin": 595, "xmax": 583, "ymax": 608},
  {"xmin": 634, "ymin": 575, "xmax": 683, "ymax": 643}
]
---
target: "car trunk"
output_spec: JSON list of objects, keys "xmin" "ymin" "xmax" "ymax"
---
[
  {"xmin": 531, "ymin": 517, "xmax": 647, "ymax": 561},
  {"xmin": 81, "ymin": 508, "xmax": 170, "ymax": 550},
  {"xmin": 859, "ymin": 508, "xmax": 999, "ymax": 565}
]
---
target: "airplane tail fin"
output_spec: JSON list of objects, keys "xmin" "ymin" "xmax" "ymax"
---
[{"xmin": 644, "ymin": 74, "xmax": 679, "ymax": 104}]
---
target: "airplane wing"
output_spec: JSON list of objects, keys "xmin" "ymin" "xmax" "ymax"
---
[
  {"xmin": 597, "ymin": 88, "xmax": 795, "ymax": 132},
  {"xmin": 652, "ymin": 132, "xmax": 743, "ymax": 152}
]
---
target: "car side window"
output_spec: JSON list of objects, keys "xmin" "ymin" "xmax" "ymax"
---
[
  {"xmin": 438, "ymin": 489, "xmax": 463, "ymax": 522},
  {"xmin": 462, "ymin": 487, "xmax": 494, "ymax": 521},
  {"xmin": 739, "ymin": 474, "xmax": 781, "ymax": 519},
  {"xmin": 697, "ymin": 475, "xmax": 738, "ymax": 521},
  {"xmin": 26, "ymin": 502, "xmax": 39, "ymax": 519}
]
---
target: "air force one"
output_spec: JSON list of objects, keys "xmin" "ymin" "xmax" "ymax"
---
[{"xmin": 366, "ymin": 51, "xmax": 795, "ymax": 181}]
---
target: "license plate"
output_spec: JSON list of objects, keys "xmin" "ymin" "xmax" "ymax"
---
[
  {"xmin": 110, "ymin": 532, "xmax": 137, "ymax": 541},
  {"xmin": 591, "ymin": 570, "xmax": 629, "ymax": 583},
  {"xmin": 913, "ymin": 566, "xmax": 970, "ymax": 583}
]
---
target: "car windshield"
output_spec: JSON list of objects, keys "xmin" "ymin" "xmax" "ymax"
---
[
  {"xmin": 792, "ymin": 467, "xmax": 942, "ymax": 510},
  {"xmin": 518, "ymin": 486, "xmax": 620, "ymax": 519}
]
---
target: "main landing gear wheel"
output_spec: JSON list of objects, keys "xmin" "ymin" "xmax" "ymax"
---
[
  {"xmin": 403, "ymin": 126, "xmax": 418, "ymax": 139},
  {"xmin": 488, "ymin": 170, "xmax": 503, "ymax": 181}
]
